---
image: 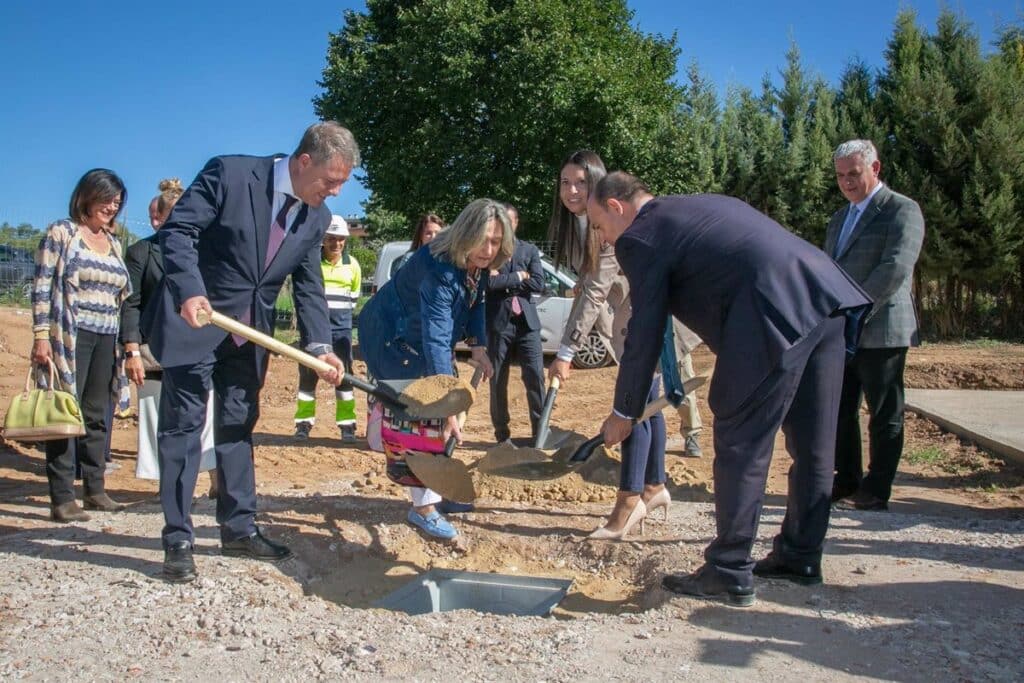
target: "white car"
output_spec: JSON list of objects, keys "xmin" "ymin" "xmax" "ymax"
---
[{"xmin": 370, "ymin": 241, "xmax": 611, "ymax": 369}]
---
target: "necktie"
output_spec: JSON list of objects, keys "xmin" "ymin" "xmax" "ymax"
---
[
  {"xmin": 265, "ymin": 195, "xmax": 298, "ymax": 271},
  {"xmin": 833, "ymin": 205, "xmax": 859, "ymax": 258},
  {"xmin": 233, "ymin": 195, "xmax": 298, "ymax": 346},
  {"xmin": 511, "ymin": 292, "xmax": 522, "ymax": 316}
]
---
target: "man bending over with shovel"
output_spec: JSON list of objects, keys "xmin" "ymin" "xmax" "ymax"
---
[{"xmin": 589, "ymin": 172, "xmax": 871, "ymax": 608}]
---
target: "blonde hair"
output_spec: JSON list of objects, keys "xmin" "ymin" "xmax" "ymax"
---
[
  {"xmin": 155, "ymin": 177, "xmax": 184, "ymax": 215},
  {"xmin": 429, "ymin": 198, "xmax": 513, "ymax": 271}
]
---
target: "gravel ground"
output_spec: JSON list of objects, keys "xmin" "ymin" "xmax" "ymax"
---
[{"xmin": 1, "ymin": 484, "xmax": 1021, "ymax": 682}]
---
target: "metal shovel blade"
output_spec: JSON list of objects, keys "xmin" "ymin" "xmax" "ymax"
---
[
  {"xmin": 533, "ymin": 376, "xmax": 560, "ymax": 448},
  {"xmin": 477, "ymin": 436, "xmax": 587, "ymax": 482},
  {"xmin": 404, "ymin": 452, "xmax": 477, "ymax": 502}
]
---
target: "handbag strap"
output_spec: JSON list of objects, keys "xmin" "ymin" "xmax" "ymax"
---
[{"xmin": 24, "ymin": 359, "xmax": 57, "ymax": 398}]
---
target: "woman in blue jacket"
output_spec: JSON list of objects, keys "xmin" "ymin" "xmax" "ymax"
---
[{"xmin": 360, "ymin": 198, "xmax": 512, "ymax": 538}]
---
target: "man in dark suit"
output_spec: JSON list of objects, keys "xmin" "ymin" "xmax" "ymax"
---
[
  {"xmin": 827, "ymin": 140, "xmax": 925, "ymax": 511},
  {"xmin": 143, "ymin": 122, "xmax": 357, "ymax": 583},
  {"xmin": 589, "ymin": 172, "xmax": 871, "ymax": 607},
  {"xmin": 485, "ymin": 204, "xmax": 545, "ymax": 443}
]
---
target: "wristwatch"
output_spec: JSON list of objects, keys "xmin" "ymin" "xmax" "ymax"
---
[{"xmin": 125, "ymin": 349, "xmax": 140, "ymax": 359}]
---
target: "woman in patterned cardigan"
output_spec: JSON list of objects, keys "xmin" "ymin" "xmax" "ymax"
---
[{"xmin": 31, "ymin": 169, "xmax": 132, "ymax": 522}]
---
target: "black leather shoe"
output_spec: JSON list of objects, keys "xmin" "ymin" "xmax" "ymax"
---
[
  {"xmin": 661, "ymin": 565, "xmax": 755, "ymax": 607},
  {"xmin": 753, "ymin": 553, "xmax": 823, "ymax": 585},
  {"xmin": 221, "ymin": 528, "xmax": 293, "ymax": 562},
  {"xmin": 831, "ymin": 483, "xmax": 858, "ymax": 503},
  {"xmin": 163, "ymin": 541, "xmax": 196, "ymax": 583},
  {"xmin": 835, "ymin": 489, "xmax": 888, "ymax": 511}
]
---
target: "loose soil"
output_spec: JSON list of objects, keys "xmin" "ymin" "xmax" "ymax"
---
[{"xmin": 1, "ymin": 306, "xmax": 1022, "ymax": 680}]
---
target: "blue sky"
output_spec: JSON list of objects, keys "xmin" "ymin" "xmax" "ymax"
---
[{"xmin": 0, "ymin": 1, "xmax": 1019, "ymax": 236}]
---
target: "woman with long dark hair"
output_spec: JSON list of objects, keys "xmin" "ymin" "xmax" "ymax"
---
[{"xmin": 545, "ymin": 150, "xmax": 668, "ymax": 540}]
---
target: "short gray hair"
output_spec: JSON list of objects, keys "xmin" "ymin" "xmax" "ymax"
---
[
  {"xmin": 430, "ymin": 198, "xmax": 513, "ymax": 270},
  {"xmin": 834, "ymin": 139, "xmax": 878, "ymax": 165},
  {"xmin": 295, "ymin": 121, "xmax": 361, "ymax": 167}
]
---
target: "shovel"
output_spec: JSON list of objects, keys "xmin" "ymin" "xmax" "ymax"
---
[
  {"xmin": 483, "ymin": 375, "xmax": 707, "ymax": 481},
  {"xmin": 567, "ymin": 375, "xmax": 707, "ymax": 463},
  {"xmin": 195, "ymin": 309, "xmax": 408, "ymax": 410},
  {"xmin": 442, "ymin": 365, "xmax": 485, "ymax": 457},
  {"xmin": 403, "ymin": 365, "xmax": 485, "ymax": 502},
  {"xmin": 533, "ymin": 376, "xmax": 565, "ymax": 449}
]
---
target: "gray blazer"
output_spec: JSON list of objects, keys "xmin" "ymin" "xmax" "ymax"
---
[{"xmin": 825, "ymin": 184, "xmax": 925, "ymax": 348}]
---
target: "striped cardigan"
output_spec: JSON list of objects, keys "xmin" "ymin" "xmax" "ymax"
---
[{"xmin": 31, "ymin": 219, "xmax": 131, "ymax": 395}]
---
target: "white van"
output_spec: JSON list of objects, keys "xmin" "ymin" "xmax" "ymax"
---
[{"xmin": 370, "ymin": 241, "xmax": 611, "ymax": 369}]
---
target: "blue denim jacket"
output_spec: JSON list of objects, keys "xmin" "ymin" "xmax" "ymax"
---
[{"xmin": 359, "ymin": 245, "xmax": 486, "ymax": 380}]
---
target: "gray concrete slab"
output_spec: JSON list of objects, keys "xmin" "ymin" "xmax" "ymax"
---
[{"xmin": 905, "ymin": 389, "xmax": 1024, "ymax": 466}]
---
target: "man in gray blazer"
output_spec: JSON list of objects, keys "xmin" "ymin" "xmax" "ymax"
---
[{"xmin": 827, "ymin": 139, "xmax": 925, "ymax": 511}]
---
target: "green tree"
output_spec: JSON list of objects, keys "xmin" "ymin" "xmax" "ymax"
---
[
  {"xmin": 834, "ymin": 58, "xmax": 884, "ymax": 143},
  {"xmin": 664, "ymin": 62, "xmax": 721, "ymax": 195},
  {"xmin": 774, "ymin": 42, "xmax": 836, "ymax": 243},
  {"xmin": 315, "ymin": 0, "xmax": 683, "ymax": 239},
  {"xmin": 363, "ymin": 204, "xmax": 410, "ymax": 243}
]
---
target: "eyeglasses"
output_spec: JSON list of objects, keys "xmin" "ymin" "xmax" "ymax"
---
[{"xmin": 95, "ymin": 199, "xmax": 122, "ymax": 214}]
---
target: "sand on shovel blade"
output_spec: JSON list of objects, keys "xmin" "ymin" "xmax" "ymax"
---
[
  {"xmin": 476, "ymin": 442, "xmax": 552, "ymax": 474},
  {"xmin": 476, "ymin": 433, "xmax": 621, "ymax": 482},
  {"xmin": 405, "ymin": 452, "xmax": 477, "ymax": 502},
  {"xmin": 398, "ymin": 375, "xmax": 475, "ymax": 419}
]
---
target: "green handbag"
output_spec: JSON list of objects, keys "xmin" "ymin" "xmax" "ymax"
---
[{"xmin": 2, "ymin": 359, "xmax": 86, "ymax": 442}]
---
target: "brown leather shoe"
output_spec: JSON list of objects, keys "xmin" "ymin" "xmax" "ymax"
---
[
  {"xmin": 83, "ymin": 492, "xmax": 126, "ymax": 512},
  {"xmin": 51, "ymin": 501, "xmax": 91, "ymax": 522}
]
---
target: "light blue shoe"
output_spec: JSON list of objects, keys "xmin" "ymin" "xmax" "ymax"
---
[{"xmin": 407, "ymin": 508, "xmax": 458, "ymax": 540}]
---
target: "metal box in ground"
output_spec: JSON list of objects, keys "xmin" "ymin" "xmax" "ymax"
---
[{"xmin": 374, "ymin": 569, "xmax": 572, "ymax": 616}]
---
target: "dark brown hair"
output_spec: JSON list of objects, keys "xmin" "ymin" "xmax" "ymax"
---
[
  {"xmin": 593, "ymin": 171, "xmax": 650, "ymax": 204},
  {"xmin": 546, "ymin": 150, "xmax": 606, "ymax": 275},
  {"xmin": 411, "ymin": 213, "xmax": 446, "ymax": 250},
  {"xmin": 69, "ymin": 168, "xmax": 127, "ymax": 228}
]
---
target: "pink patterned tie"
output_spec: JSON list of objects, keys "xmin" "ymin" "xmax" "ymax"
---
[
  {"xmin": 511, "ymin": 294, "xmax": 522, "ymax": 316},
  {"xmin": 233, "ymin": 195, "xmax": 297, "ymax": 346},
  {"xmin": 265, "ymin": 195, "xmax": 298, "ymax": 271}
]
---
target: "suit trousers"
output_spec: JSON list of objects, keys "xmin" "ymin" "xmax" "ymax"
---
[
  {"xmin": 488, "ymin": 315, "xmax": 545, "ymax": 442},
  {"xmin": 45, "ymin": 329, "xmax": 116, "ymax": 504},
  {"xmin": 619, "ymin": 376, "xmax": 667, "ymax": 492},
  {"xmin": 158, "ymin": 337, "xmax": 265, "ymax": 547},
  {"xmin": 706, "ymin": 316, "xmax": 845, "ymax": 584},
  {"xmin": 833, "ymin": 346, "xmax": 908, "ymax": 502}
]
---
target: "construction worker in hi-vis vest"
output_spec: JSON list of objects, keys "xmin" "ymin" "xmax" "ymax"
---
[{"xmin": 294, "ymin": 215, "xmax": 361, "ymax": 442}]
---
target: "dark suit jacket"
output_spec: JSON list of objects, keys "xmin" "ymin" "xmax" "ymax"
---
[
  {"xmin": 824, "ymin": 184, "xmax": 924, "ymax": 348},
  {"xmin": 121, "ymin": 234, "xmax": 163, "ymax": 346},
  {"xmin": 613, "ymin": 194, "xmax": 872, "ymax": 419},
  {"xmin": 485, "ymin": 238, "xmax": 544, "ymax": 333},
  {"xmin": 142, "ymin": 155, "xmax": 332, "ymax": 369}
]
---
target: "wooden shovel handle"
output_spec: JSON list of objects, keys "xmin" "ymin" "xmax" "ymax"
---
[
  {"xmin": 196, "ymin": 309, "xmax": 334, "ymax": 374},
  {"xmin": 443, "ymin": 365, "xmax": 486, "ymax": 457}
]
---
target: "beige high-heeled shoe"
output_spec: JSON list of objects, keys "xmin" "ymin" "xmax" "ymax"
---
[
  {"xmin": 587, "ymin": 499, "xmax": 648, "ymax": 540},
  {"xmin": 644, "ymin": 487, "xmax": 671, "ymax": 522}
]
